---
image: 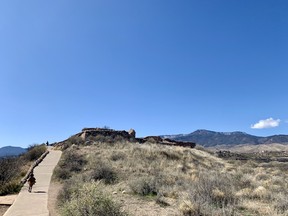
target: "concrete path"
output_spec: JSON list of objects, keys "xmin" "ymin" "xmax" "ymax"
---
[{"xmin": 4, "ymin": 148, "xmax": 62, "ymax": 216}]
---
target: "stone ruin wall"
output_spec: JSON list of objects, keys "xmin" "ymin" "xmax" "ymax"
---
[
  {"xmin": 80, "ymin": 128, "xmax": 135, "ymax": 140},
  {"xmin": 136, "ymin": 136, "xmax": 196, "ymax": 148},
  {"xmin": 55, "ymin": 128, "xmax": 195, "ymax": 149}
]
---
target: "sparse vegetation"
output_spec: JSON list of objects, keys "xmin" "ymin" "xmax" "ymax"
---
[
  {"xmin": 0, "ymin": 156, "xmax": 23, "ymax": 195},
  {"xmin": 182, "ymin": 170, "xmax": 239, "ymax": 215},
  {"xmin": 129, "ymin": 177, "xmax": 158, "ymax": 196},
  {"xmin": 59, "ymin": 181, "xmax": 127, "ymax": 216},
  {"xmin": 53, "ymin": 135, "xmax": 288, "ymax": 216},
  {"xmin": 25, "ymin": 144, "xmax": 47, "ymax": 161},
  {"xmin": 0, "ymin": 144, "xmax": 47, "ymax": 195},
  {"xmin": 54, "ymin": 149, "xmax": 87, "ymax": 180},
  {"xmin": 89, "ymin": 162, "xmax": 118, "ymax": 184}
]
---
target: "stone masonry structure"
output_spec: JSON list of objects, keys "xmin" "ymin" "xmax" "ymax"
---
[
  {"xmin": 80, "ymin": 128, "xmax": 133, "ymax": 140},
  {"xmin": 55, "ymin": 128, "xmax": 196, "ymax": 149}
]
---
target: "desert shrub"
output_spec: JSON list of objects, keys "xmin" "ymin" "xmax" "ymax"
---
[
  {"xmin": 54, "ymin": 167, "xmax": 71, "ymax": 180},
  {"xmin": 0, "ymin": 157, "xmax": 24, "ymax": 195},
  {"xmin": 274, "ymin": 193, "xmax": 288, "ymax": 214},
  {"xmin": 62, "ymin": 150, "xmax": 87, "ymax": 172},
  {"xmin": 235, "ymin": 173, "xmax": 254, "ymax": 188},
  {"xmin": 113, "ymin": 135, "xmax": 126, "ymax": 143},
  {"xmin": 89, "ymin": 162, "xmax": 117, "ymax": 184},
  {"xmin": 251, "ymin": 186, "xmax": 271, "ymax": 200},
  {"xmin": 159, "ymin": 150, "xmax": 181, "ymax": 160},
  {"xmin": 0, "ymin": 181, "xmax": 22, "ymax": 196},
  {"xmin": 110, "ymin": 152, "xmax": 126, "ymax": 161},
  {"xmin": 61, "ymin": 136, "xmax": 84, "ymax": 150},
  {"xmin": 0, "ymin": 157, "xmax": 21, "ymax": 184},
  {"xmin": 129, "ymin": 177, "xmax": 158, "ymax": 196},
  {"xmin": 271, "ymin": 176, "xmax": 285, "ymax": 186},
  {"xmin": 68, "ymin": 136, "xmax": 84, "ymax": 145},
  {"xmin": 60, "ymin": 142, "xmax": 71, "ymax": 151},
  {"xmin": 156, "ymin": 194, "xmax": 170, "ymax": 207},
  {"xmin": 60, "ymin": 182, "xmax": 127, "ymax": 216},
  {"xmin": 179, "ymin": 200, "xmax": 201, "ymax": 216},
  {"xmin": 57, "ymin": 177, "xmax": 83, "ymax": 205},
  {"xmin": 184, "ymin": 170, "xmax": 239, "ymax": 215},
  {"xmin": 255, "ymin": 173, "xmax": 270, "ymax": 181},
  {"xmin": 25, "ymin": 144, "xmax": 47, "ymax": 161},
  {"xmin": 202, "ymin": 171, "xmax": 238, "ymax": 205},
  {"xmin": 55, "ymin": 150, "xmax": 87, "ymax": 180},
  {"xmin": 131, "ymin": 146, "xmax": 160, "ymax": 161}
]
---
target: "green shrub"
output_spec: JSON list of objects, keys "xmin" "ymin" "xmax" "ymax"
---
[
  {"xmin": 25, "ymin": 144, "xmax": 47, "ymax": 161},
  {"xmin": 0, "ymin": 181, "xmax": 22, "ymax": 196},
  {"xmin": 60, "ymin": 182, "xmax": 127, "ymax": 216}
]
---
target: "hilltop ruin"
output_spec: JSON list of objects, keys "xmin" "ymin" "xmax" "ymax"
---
[{"xmin": 55, "ymin": 128, "xmax": 196, "ymax": 149}]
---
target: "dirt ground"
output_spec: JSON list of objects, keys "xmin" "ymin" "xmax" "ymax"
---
[
  {"xmin": 0, "ymin": 205, "xmax": 9, "ymax": 216},
  {"xmin": 48, "ymin": 180, "xmax": 62, "ymax": 216},
  {"xmin": 47, "ymin": 179, "xmax": 179, "ymax": 216}
]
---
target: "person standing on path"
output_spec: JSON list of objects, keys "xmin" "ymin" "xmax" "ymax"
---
[{"xmin": 27, "ymin": 173, "xmax": 36, "ymax": 193}]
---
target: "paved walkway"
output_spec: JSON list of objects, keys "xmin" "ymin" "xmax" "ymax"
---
[{"xmin": 4, "ymin": 148, "xmax": 62, "ymax": 216}]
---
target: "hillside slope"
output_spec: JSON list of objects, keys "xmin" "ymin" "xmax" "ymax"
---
[{"xmin": 51, "ymin": 129, "xmax": 288, "ymax": 216}]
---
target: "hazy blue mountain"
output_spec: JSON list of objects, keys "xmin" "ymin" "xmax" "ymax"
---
[
  {"xmin": 0, "ymin": 146, "xmax": 27, "ymax": 158},
  {"xmin": 161, "ymin": 130, "xmax": 288, "ymax": 147}
]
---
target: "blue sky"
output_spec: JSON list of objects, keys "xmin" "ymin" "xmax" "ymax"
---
[{"xmin": 0, "ymin": 1, "xmax": 287, "ymax": 147}]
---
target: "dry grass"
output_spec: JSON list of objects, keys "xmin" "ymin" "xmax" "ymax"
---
[
  {"xmin": 0, "ymin": 206, "xmax": 9, "ymax": 216},
  {"xmin": 0, "ymin": 144, "xmax": 47, "ymax": 196},
  {"xmin": 53, "ymin": 139, "xmax": 288, "ymax": 216}
]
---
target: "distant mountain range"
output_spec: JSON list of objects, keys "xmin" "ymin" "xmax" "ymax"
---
[
  {"xmin": 0, "ymin": 146, "xmax": 27, "ymax": 158},
  {"xmin": 161, "ymin": 130, "xmax": 288, "ymax": 147}
]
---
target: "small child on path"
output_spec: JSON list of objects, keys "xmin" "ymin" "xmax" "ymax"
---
[{"xmin": 27, "ymin": 173, "xmax": 36, "ymax": 193}]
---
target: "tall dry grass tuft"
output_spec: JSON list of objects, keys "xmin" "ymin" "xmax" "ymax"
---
[
  {"xmin": 60, "ymin": 181, "xmax": 128, "ymax": 216},
  {"xmin": 54, "ymin": 149, "xmax": 87, "ymax": 180}
]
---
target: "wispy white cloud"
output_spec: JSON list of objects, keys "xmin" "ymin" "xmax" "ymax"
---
[{"xmin": 251, "ymin": 118, "xmax": 281, "ymax": 129}]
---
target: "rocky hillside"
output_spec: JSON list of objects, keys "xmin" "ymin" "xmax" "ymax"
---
[{"xmin": 162, "ymin": 129, "xmax": 288, "ymax": 147}]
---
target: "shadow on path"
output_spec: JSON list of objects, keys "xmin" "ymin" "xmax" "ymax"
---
[{"xmin": 33, "ymin": 191, "xmax": 46, "ymax": 194}]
